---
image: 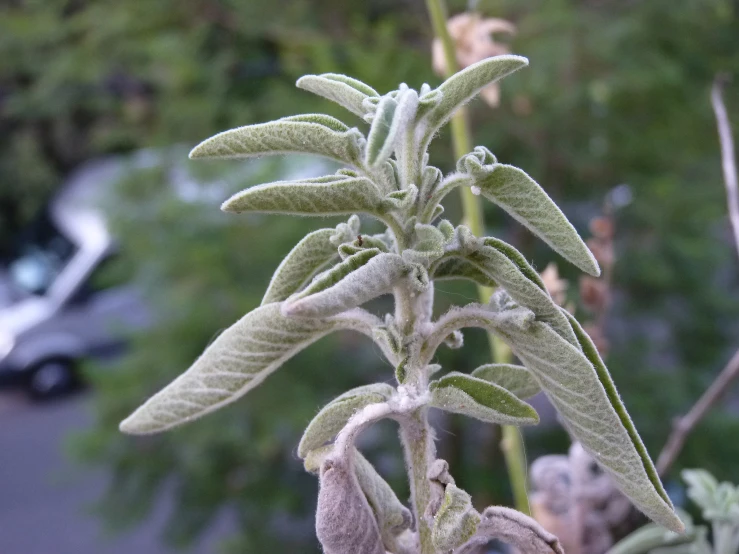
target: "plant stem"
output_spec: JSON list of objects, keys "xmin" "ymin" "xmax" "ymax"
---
[
  {"xmin": 399, "ymin": 409, "xmax": 437, "ymax": 554},
  {"xmin": 424, "ymin": 0, "xmax": 530, "ymax": 516}
]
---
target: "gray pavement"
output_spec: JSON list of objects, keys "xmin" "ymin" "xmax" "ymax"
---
[{"xmin": 0, "ymin": 391, "xmax": 227, "ymax": 554}]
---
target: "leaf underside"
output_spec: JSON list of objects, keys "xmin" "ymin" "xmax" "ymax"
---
[
  {"xmin": 120, "ymin": 303, "xmax": 341, "ymax": 435},
  {"xmin": 487, "ymin": 306, "xmax": 682, "ymax": 532}
]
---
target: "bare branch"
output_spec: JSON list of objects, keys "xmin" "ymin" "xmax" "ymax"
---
[
  {"xmin": 712, "ymin": 74, "xmax": 739, "ymax": 257},
  {"xmin": 657, "ymin": 349, "xmax": 739, "ymax": 476},
  {"xmin": 655, "ymin": 74, "xmax": 739, "ymax": 478}
]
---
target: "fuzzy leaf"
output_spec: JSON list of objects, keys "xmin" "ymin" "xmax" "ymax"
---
[
  {"xmin": 119, "ymin": 303, "xmax": 346, "ymax": 434},
  {"xmin": 189, "ymin": 115, "xmax": 364, "ymax": 167},
  {"xmin": 298, "ymin": 383, "xmax": 394, "ymax": 458},
  {"xmin": 466, "ymin": 163, "xmax": 600, "ymax": 276},
  {"xmin": 432, "ymin": 484, "xmax": 481, "ymax": 552},
  {"xmin": 421, "ymin": 55, "xmax": 528, "ymax": 147},
  {"xmin": 352, "ymin": 451, "xmax": 412, "ymax": 546},
  {"xmin": 305, "ymin": 447, "xmax": 412, "ymax": 551},
  {"xmin": 365, "ymin": 95, "xmax": 398, "ymax": 167},
  {"xmin": 429, "ymin": 372, "xmax": 539, "ymax": 426},
  {"xmin": 262, "ymin": 228, "xmax": 338, "ymax": 305},
  {"xmin": 431, "ymin": 256, "xmax": 497, "ymax": 287},
  {"xmin": 365, "ymin": 89, "xmax": 419, "ymax": 168},
  {"xmin": 222, "ymin": 175, "xmax": 389, "ymax": 218},
  {"xmin": 459, "ymin": 506, "xmax": 564, "ymax": 554},
  {"xmin": 478, "ymin": 237, "xmax": 578, "ymax": 345},
  {"xmin": 471, "ymin": 363, "xmax": 541, "ymax": 400},
  {"xmin": 316, "ymin": 457, "xmax": 385, "ymax": 554},
  {"xmin": 297, "ymin": 73, "xmax": 379, "ymax": 116},
  {"xmin": 283, "ymin": 252, "xmax": 412, "ymax": 318},
  {"xmin": 487, "ymin": 300, "xmax": 683, "ymax": 532}
]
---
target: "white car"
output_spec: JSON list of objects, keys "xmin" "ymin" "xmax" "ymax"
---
[{"xmin": 0, "ymin": 149, "xmax": 331, "ymax": 398}]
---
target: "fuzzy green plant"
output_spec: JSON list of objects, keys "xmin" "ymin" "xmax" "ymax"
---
[{"xmin": 120, "ymin": 55, "xmax": 683, "ymax": 553}]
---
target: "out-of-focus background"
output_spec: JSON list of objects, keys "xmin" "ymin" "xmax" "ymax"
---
[{"xmin": 0, "ymin": 0, "xmax": 737, "ymax": 552}]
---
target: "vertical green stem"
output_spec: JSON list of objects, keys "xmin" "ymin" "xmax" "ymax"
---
[{"xmin": 424, "ymin": 0, "xmax": 531, "ymax": 516}]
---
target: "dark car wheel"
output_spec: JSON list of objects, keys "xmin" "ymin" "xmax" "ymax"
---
[{"xmin": 26, "ymin": 359, "xmax": 78, "ymax": 400}]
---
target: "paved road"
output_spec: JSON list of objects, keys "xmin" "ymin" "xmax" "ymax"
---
[{"xmin": 0, "ymin": 390, "xmax": 228, "ymax": 554}]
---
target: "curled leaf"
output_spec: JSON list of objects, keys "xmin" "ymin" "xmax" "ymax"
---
[
  {"xmin": 305, "ymin": 447, "xmax": 412, "ymax": 551},
  {"xmin": 365, "ymin": 88, "xmax": 419, "ymax": 168},
  {"xmin": 316, "ymin": 457, "xmax": 385, "ymax": 554},
  {"xmin": 283, "ymin": 252, "xmax": 411, "ymax": 318},
  {"xmin": 297, "ymin": 73, "xmax": 379, "ymax": 117}
]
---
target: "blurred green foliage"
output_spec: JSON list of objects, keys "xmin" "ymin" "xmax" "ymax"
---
[{"xmin": 2, "ymin": 0, "xmax": 738, "ymax": 551}]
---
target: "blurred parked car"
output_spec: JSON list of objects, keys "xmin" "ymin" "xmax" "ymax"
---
[{"xmin": 0, "ymin": 148, "xmax": 332, "ymax": 398}]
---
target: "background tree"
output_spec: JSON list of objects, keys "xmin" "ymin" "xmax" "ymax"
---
[{"xmin": 1, "ymin": 0, "xmax": 737, "ymax": 551}]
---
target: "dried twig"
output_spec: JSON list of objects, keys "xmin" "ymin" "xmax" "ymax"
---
[
  {"xmin": 656, "ymin": 74, "xmax": 739, "ymax": 477},
  {"xmin": 713, "ymin": 74, "xmax": 739, "ymax": 258},
  {"xmin": 656, "ymin": 350, "xmax": 739, "ymax": 476}
]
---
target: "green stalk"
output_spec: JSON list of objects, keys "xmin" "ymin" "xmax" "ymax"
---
[{"xmin": 424, "ymin": 0, "xmax": 531, "ymax": 516}]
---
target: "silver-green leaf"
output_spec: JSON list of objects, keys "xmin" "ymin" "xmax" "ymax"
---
[
  {"xmin": 189, "ymin": 115, "xmax": 365, "ymax": 167},
  {"xmin": 432, "ymin": 484, "xmax": 481, "ymax": 552},
  {"xmin": 488, "ymin": 300, "xmax": 682, "ymax": 532},
  {"xmin": 262, "ymin": 228, "xmax": 338, "ymax": 305},
  {"xmin": 429, "ymin": 372, "xmax": 539, "ymax": 426},
  {"xmin": 283, "ymin": 252, "xmax": 412, "ymax": 318},
  {"xmin": 365, "ymin": 88, "xmax": 419, "ymax": 168},
  {"xmin": 466, "ymin": 162, "xmax": 600, "ymax": 276},
  {"xmin": 471, "ymin": 363, "xmax": 541, "ymax": 400},
  {"xmin": 421, "ymin": 55, "xmax": 528, "ymax": 148},
  {"xmin": 222, "ymin": 175, "xmax": 389, "ymax": 218},
  {"xmin": 297, "ymin": 73, "xmax": 379, "ymax": 117},
  {"xmin": 119, "ymin": 303, "xmax": 346, "ymax": 434},
  {"xmin": 298, "ymin": 383, "xmax": 394, "ymax": 458}
]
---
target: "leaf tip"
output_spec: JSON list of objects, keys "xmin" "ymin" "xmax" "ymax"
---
[
  {"xmin": 220, "ymin": 193, "xmax": 242, "ymax": 213},
  {"xmin": 582, "ymin": 255, "xmax": 601, "ymax": 277},
  {"xmin": 188, "ymin": 142, "xmax": 206, "ymax": 159},
  {"xmin": 119, "ymin": 411, "xmax": 151, "ymax": 435}
]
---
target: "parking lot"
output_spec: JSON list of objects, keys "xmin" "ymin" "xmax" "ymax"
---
[{"xmin": 0, "ymin": 391, "xmax": 227, "ymax": 554}]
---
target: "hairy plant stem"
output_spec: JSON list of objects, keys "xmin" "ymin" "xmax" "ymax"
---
[
  {"xmin": 400, "ymin": 408, "xmax": 437, "ymax": 554},
  {"xmin": 424, "ymin": 0, "xmax": 530, "ymax": 516}
]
